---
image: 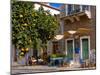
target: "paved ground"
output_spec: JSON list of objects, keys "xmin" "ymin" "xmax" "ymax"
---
[
  {"xmin": 11, "ymin": 63, "xmax": 96, "ymax": 74},
  {"xmin": 11, "ymin": 65, "xmax": 57, "ymax": 74}
]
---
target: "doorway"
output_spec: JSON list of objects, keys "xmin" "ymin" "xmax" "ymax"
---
[
  {"xmin": 65, "ymin": 38, "xmax": 74, "ymax": 60},
  {"xmin": 80, "ymin": 36, "xmax": 90, "ymax": 60}
]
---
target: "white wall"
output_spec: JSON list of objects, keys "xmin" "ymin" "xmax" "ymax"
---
[{"xmin": 34, "ymin": 3, "xmax": 60, "ymax": 15}]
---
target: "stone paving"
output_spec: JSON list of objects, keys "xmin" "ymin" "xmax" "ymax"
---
[
  {"xmin": 11, "ymin": 63, "xmax": 96, "ymax": 74},
  {"xmin": 11, "ymin": 65, "xmax": 57, "ymax": 74}
]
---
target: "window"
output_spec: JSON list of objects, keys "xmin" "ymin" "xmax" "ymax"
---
[
  {"xmin": 53, "ymin": 42, "xmax": 59, "ymax": 54},
  {"xmin": 74, "ymin": 5, "xmax": 80, "ymax": 10},
  {"xmin": 67, "ymin": 4, "xmax": 73, "ymax": 15},
  {"xmin": 82, "ymin": 5, "xmax": 89, "ymax": 11},
  {"xmin": 67, "ymin": 5, "xmax": 80, "ymax": 15}
]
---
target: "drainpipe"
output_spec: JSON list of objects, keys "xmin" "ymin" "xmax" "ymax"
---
[
  {"xmin": 60, "ymin": 20, "xmax": 64, "ymax": 53},
  {"xmin": 60, "ymin": 21, "xmax": 64, "ymax": 34}
]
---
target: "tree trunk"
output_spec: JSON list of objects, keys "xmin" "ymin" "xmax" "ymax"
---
[
  {"xmin": 33, "ymin": 49, "xmax": 38, "ymax": 64},
  {"xmin": 14, "ymin": 45, "xmax": 17, "ymax": 62},
  {"xmin": 42, "ymin": 44, "xmax": 48, "ymax": 64}
]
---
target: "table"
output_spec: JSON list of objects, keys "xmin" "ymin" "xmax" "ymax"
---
[{"xmin": 50, "ymin": 57, "xmax": 63, "ymax": 66}]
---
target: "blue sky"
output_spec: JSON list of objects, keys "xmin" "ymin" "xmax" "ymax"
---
[{"xmin": 49, "ymin": 3, "xmax": 63, "ymax": 8}]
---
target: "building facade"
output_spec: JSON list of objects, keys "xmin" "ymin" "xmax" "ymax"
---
[{"xmin": 50, "ymin": 4, "xmax": 96, "ymax": 62}]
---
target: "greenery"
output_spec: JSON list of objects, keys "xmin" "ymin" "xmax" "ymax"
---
[
  {"xmin": 50, "ymin": 54, "xmax": 67, "ymax": 58},
  {"xmin": 12, "ymin": 1, "xmax": 35, "ymax": 49},
  {"xmin": 11, "ymin": 1, "xmax": 58, "ymax": 61}
]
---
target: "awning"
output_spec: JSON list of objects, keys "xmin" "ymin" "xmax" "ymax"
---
[{"xmin": 64, "ymin": 28, "xmax": 92, "ymax": 38}]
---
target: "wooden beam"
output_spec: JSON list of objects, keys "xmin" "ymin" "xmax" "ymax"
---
[
  {"xmin": 64, "ymin": 16, "xmax": 74, "ymax": 23},
  {"xmin": 73, "ymin": 15, "xmax": 80, "ymax": 21}
]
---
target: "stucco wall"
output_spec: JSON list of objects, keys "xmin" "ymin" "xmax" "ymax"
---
[{"xmin": 62, "ymin": 6, "xmax": 96, "ymax": 51}]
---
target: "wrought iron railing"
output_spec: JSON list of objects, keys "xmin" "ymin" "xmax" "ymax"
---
[{"xmin": 68, "ymin": 8, "xmax": 81, "ymax": 15}]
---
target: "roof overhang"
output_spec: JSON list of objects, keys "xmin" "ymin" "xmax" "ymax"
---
[{"xmin": 60, "ymin": 11, "xmax": 91, "ymax": 23}]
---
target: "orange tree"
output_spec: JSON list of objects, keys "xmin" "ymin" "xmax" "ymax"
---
[
  {"xmin": 12, "ymin": 1, "xmax": 58, "ymax": 62},
  {"xmin": 12, "ymin": 1, "xmax": 37, "ymax": 61}
]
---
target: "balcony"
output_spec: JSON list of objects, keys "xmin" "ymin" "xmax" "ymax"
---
[
  {"xmin": 60, "ymin": 8, "xmax": 91, "ymax": 23},
  {"xmin": 68, "ymin": 8, "xmax": 80, "ymax": 15},
  {"xmin": 67, "ymin": 8, "xmax": 91, "ymax": 19}
]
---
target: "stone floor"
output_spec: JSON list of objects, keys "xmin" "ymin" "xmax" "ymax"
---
[{"xmin": 11, "ymin": 63, "xmax": 96, "ymax": 74}]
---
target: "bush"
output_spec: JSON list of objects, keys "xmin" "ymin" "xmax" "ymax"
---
[
  {"xmin": 50, "ymin": 54, "xmax": 67, "ymax": 58},
  {"xmin": 50, "ymin": 54, "xmax": 57, "ymax": 58}
]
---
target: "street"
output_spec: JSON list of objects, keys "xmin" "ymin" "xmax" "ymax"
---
[{"xmin": 11, "ymin": 65, "xmax": 96, "ymax": 74}]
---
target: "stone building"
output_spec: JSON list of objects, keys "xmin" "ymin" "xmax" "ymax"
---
[{"xmin": 51, "ymin": 4, "xmax": 96, "ymax": 61}]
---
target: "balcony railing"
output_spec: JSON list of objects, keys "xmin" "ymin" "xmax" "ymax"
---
[
  {"xmin": 68, "ymin": 8, "xmax": 80, "ymax": 15},
  {"xmin": 67, "ymin": 8, "xmax": 91, "ymax": 19}
]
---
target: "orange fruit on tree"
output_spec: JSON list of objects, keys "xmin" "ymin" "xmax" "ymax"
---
[
  {"xmin": 21, "ymin": 48, "xmax": 24, "ymax": 51},
  {"xmin": 26, "ymin": 48, "xmax": 29, "ymax": 51}
]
